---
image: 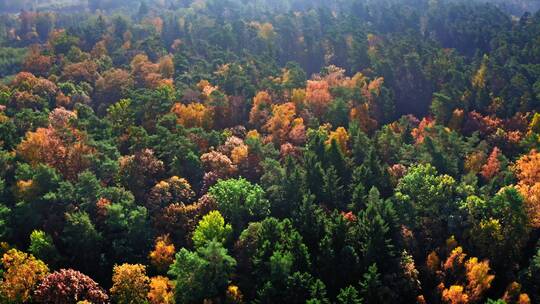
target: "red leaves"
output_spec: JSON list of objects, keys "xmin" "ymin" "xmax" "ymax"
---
[{"xmin": 34, "ymin": 269, "xmax": 109, "ymax": 304}]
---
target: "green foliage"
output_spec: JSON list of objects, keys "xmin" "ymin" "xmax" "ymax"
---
[
  {"xmin": 169, "ymin": 240, "xmax": 236, "ymax": 303},
  {"xmin": 0, "ymin": 48, "xmax": 26, "ymax": 77},
  {"xmin": 209, "ymin": 178, "xmax": 270, "ymax": 233},
  {"xmin": 0, "ymin": 1, "xmax": 539, "ymax": 303},
  {"xmin": 192, "ymin": 210, "xmax": 232, "ymax": 249},
  {"xmin": 337, "ymin": 286, "xmax": 363, "ymax": 304},
  {"xmin": 28, "ymin": 230, "xmax": 59, "ymax": 266}
]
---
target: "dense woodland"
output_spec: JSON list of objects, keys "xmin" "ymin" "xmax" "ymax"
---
[{"xmin": 1, "ymin": 0, "xmax": 540, "ymax": 303}]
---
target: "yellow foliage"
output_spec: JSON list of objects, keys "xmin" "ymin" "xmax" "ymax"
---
[
  {"xmin": 231, "ymin": 145, "xmax": 248, "ymax": 165},
  {"xmin": 472, "ymin": 61, "xmax": 487, "ymax": 89},
  {"xmin": 0, "ymin": 249, "xmax": 49, "ymax": 303},
  {"xmin": 465, "ymin": 257, "xmax": 494, "ymax": 302},
  {"xmin": 246, "ymin": 129, "xmax": 260, "ymax": 140},
  {"xmin": 226, "ymin": 285, "xmax": 244, "ymax": 304},
  {"xmin": 291, "ymin": 88, "xmax": 306, "ymax": 107},
  {"xmin": 171, "ymin": 102, "xmax": 213, "ymax": 130},
  {"xmin": 110, "ymin": 264, "xmax": 150, "ymax": 304},
  {"xmin": 326, "ymin": 127, "xmax": 349, "ymax": 154},
  {"xmin": 264, "ymin": 102, "xmax": 296, "ymax": 144}
]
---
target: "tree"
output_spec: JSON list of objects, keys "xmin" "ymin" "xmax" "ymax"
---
[
  {"xmin": 28, "ymin": 230, "xmax": 59, "ymax": 267},
  {"xmin": 306, "ymin": 80, "xmax": 331, "ymax": 119},
  {"xmin": 149, "ymin": 235, "xmax": 175, "ymax": 272},
  {"xmin": 118, "ymin": 149, "xmax": 164, "ymax": 202},
  {"xmin": 34, "ymin": 269, "xmax": 108, "ymax": 304},
  {"xmin": 337, "ymin": 286, "xmax": 362, "ymax": 304},
  {"xmin": 148, "ymin": 276, "xmax": 174, "ymax": 304},
  {"xmin": 480, "ymin": 147, "xmax": 501, "ymax": 181},
  {"xmin": 62, "ymin": 211, "xmax": 102, "ymax": 274},
  {"xmin": 110, "ymin": 264, "xmax": 150, "ymax": 304},
  {"xmin": 355, "ymin": 187, "xmax": 398, "ymax": 272},
  {"xmin": 515, "ymin": 150, "xmax": 540, "ymax": 228},
  {"xmin": 16, "ymin": 113, "xmax": 96, "ymax": 180},
  {"xmin": 0, "ymin": 249, "xmax": 49, "ymax": 303},
  {"xmin": 465, "ymin": 258, "xmax": 494, "ymax": 302},
  {"xmin": 158, "ymin": 55, "xmax": 175, "ymax": 79},
  {"xmin": 95, "ymin": 69, "xmax": 134, "ymax": 110},
  {"xmin": 168, "ymin": 241, "xmax": 236, "ymax": 303},
  {"xmin": 249, "ymin": 91, "xmax": 272, "ymax": 128},
  {"xmin": 208, "ymin": 178, "xmax": 270, "ymax": 233},
  {"xmin": 264, "ymin": 102, "xmax": 296, "ymax": 145},
  {"xmin": 359, "ymin": 264, "xmax": 387, "ymax": 304},
  {"xmin": 192, "ymin": 210, "xmax": 232, "ymax": 249},
  {"xmin": 171, "ymin": 102, "xmax": 213, "ymax": 129},
  {"xmin": 394, "ymin": 164, "xmax": 463, "ymax": 251}
]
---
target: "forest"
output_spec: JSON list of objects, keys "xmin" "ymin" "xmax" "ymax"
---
[{"xmin": 1, "ymin": 0, "xmax": 540, "ymax": 303}]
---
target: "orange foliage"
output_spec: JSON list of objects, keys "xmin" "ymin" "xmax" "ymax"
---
[
  {"xmin": 350, "ymin": 102, "xmax": 378, "ymax": 133},
  {"xmin": 17, "ymin": 109, "xmax": 95, "ymax": 180},
  {"xmin": 95, "ymin": 68, "xmax": 133, "ymax": 104},
  {"xmin": 480, "ymin": 147, "xmax": 501, "ymax": 181},
  {"xmin": 465, "ymin": 151, "xmax": 487, "ymax": 174},
  {"xmin": 23, "ymin": 45, "xmax": 53, "ymax": 76},
  {"xmin": 288, "ymin": 118, "xmax": 307, "ymax": 145},
  {"xmin": 249, "ymin": 91, "xmax": 272, "ymax": 127},
  {"xmin": 442, "ymin": 285, "xmax": 469, "ymax": 304},
  {"xmin": 427, "ymin": 251, "xmax": 441, "ymax": 273},
  {"xmin": 412, "ymin": 117, "xmax": 436, "ymax": 144},
  {"xmin": 158, "ymin": 55, "xmax": 174, "ymax": 79},
  {"xmin": 264, "ymin": 102, "xmax": 296, "ymax": 144},
  {"xmin": 305, "ymin": 80, "xmax": 331, "ymax": 118},
  {"xmin": 464, "ymin": 257, "xmax": 494, "ymax": 302},
  {"xmin": 171, "ymin": 102, "xmax": 213, "ymax": 129},
  {"xmin": 444, "ymin": 246, "xmax": 466, "ymax": 274},
  {"xmin": 515, "ymin": 150, "xmax": 540, "ymax": 227},
  {"xmin": 130, "ymin": 54, "xmax": 168, "ymax": 88},
  {"xmin": 157, "ymin": 195, "xmax": 217, "ymax": 245},
  {"xmin": 231, "ymin": 144, "xmax": 249, "ymax": 165},
  {"xmin": 448, "ymin": 109, "xmax": 465, "ymax": 131},
  {"xmin": 149, "ymin": 235, "xmax": 175, "ymax": 272},
  {"xmin": 148, "ymin": 276, "xmax": 174, "ymax": 304},
  {"xmin": 0, "ymin": 249, "xmax": 49, "ymax": 303}
]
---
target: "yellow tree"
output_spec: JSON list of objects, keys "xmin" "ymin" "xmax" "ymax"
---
[
  {"xmin": 110, "ymin": 264, "xmax": 150, "ymax": 304},
  {"xmin": 264, "ymin": 102, "xmax": 296, "ymax": 145},
  {"xmin": 464, "ymin": 257, "xmax": 494, "ymax": 302},
  {"xmin": 0, "ymin": 249, "xmax": 49, "ymax": 303},
  {"xmin": 515, "ymin": 150, "xmax": 540, "ymax": 227},
  {"xmin": 326, "ymin": 127, "xmax": 350, "ymax": 154},
  {"xmin": 171, "ymin": 102, "xmax": 213, "ymax": 129}
]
